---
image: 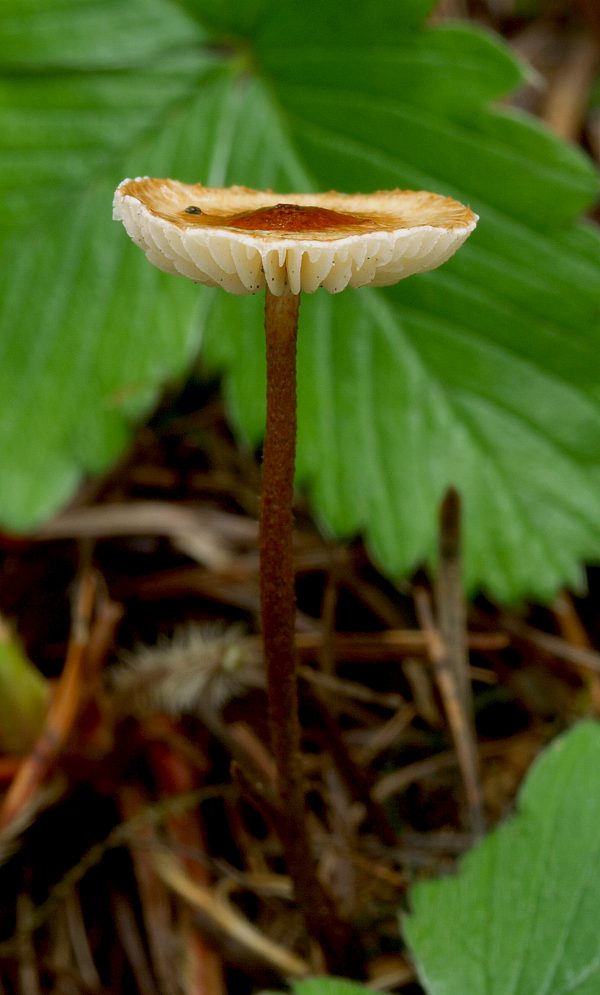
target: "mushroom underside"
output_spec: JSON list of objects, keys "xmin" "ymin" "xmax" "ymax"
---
[{"xmin": 115, "ymin": 195, "xmax": 472, "ymax": 295}]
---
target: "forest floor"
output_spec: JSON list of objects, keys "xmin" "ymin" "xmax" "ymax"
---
[{"xmin": 1, "ymin": 1, "xmax": 599, "ymax": 993}]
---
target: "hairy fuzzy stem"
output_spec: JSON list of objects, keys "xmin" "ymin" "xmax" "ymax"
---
[{"xmin": 261, "ymin": 287, "xmax": 356, "ymax": 971}]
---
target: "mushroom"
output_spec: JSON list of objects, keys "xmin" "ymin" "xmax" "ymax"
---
[
  {"xmin": 113, "ymin": 177, "xmax": 478, "ymax": 967},
  {"xmin": 113, "ymin": 178, "xmax": 476, "ymax": 294}
]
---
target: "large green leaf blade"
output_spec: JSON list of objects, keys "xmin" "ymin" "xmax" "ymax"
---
[
  {"xmin": 0, "ymin": 45, "xmax": 239, "ymax": 524},
  {"xmin": 1, "ymin": 0, "xmax": 600, "ymax": 600},
  {"xmin": 404, "ymin": 722, "xmax": 600, "ymax": 995},
  {"xmin": 202, "ymin": 16, "xmax": 600, "ymax": 599},
  {"xmin": 0, "ymin": 0, "xmax": 203, "ymax": 69}
]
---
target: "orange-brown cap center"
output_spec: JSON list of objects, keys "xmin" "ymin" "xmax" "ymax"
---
[{"xmin": 182, "ymin": 202, "xmax": 374, "ymax": 233}]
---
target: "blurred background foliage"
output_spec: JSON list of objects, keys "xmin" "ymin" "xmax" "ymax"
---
[{"xmin": 0, "ymin": 0, "xmax": 599, "ymax": 602}]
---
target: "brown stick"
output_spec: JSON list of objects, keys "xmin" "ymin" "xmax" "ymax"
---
[
  {"xmin": 417, "ymin": 490, "xmax": 484, "ymax": 837},
  {"xmin": 306, "ymin": 689, "xmax": 398, "ymax": 847},
  {"xmin": 542, "ymin": 32, "xmax": 599, "ymax": 141},
  {"xmin": 0, "ymin": 565, "xmax": 97, "ymax": 830},
  {"xmin": 260, "ymin": 287, "xmax": 356, "ymax": 971}
]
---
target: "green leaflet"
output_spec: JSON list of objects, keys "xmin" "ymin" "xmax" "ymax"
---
[
  {"xmin": 260, "ymin": 980, "xmax": 372, "ymax": 995},
  {"xmin": 262, "ymin": 726, "xmax": 600, "ymax": 993},
  {"xmin": 404, "ymin": 722, "xmax": 600, "ymax": 995},
  {"xmin": 0, "ymin": 0, "xmax": 599, "ymax": 599},
  {"xmin": 0, "ymin": 618, "xmax": 47, "ymax": 754}
]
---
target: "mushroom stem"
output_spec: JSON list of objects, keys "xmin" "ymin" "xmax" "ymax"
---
[
  {"xmin": 261, "ymin": 287, "xmax": 355, "ymax": 970},
  {"xmin": 261, "ymin": 287, "xmax": 301, "ymax": 807}
]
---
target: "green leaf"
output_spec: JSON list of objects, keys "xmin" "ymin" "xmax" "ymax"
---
[
  {"xmin": 404, "ymin": 721, "xmax": 600, "ymax": 995},
  {"xmin": 0, "ymin": 0, "xmax": 204, "ymax": 69},
  {"xmin": 1, "ymin": 0, "xmax": 599, "ymax": 599},
  {"xmin": 259, "ymin": 978, "xmax": 372, "ymax": 995},
  {"xmin": 0, "ymin": 617, "xmax": 48, "ymax": 754},
  {"xmin": 291, "ymin": 981, "xmax": 372, "ymax": 995}
]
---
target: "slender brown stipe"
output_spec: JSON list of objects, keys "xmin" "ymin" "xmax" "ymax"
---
[{"xmin": 260, "ymin": 287, "xmax": 357, "ymax": 970}]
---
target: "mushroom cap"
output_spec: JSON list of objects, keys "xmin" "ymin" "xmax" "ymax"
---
[{"xmin": 113, "ymin": 178, "xmax": 477, "ymax": 296}]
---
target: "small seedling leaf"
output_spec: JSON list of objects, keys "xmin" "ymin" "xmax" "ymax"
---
[{"xmin": 259, "ymin": 978, "xmax": 372, "ymax": 995}]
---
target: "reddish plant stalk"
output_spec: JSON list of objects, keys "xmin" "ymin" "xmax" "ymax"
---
[{"xmin": 260, "ymin": 287, "xmax": 355, "ymax": 969}]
